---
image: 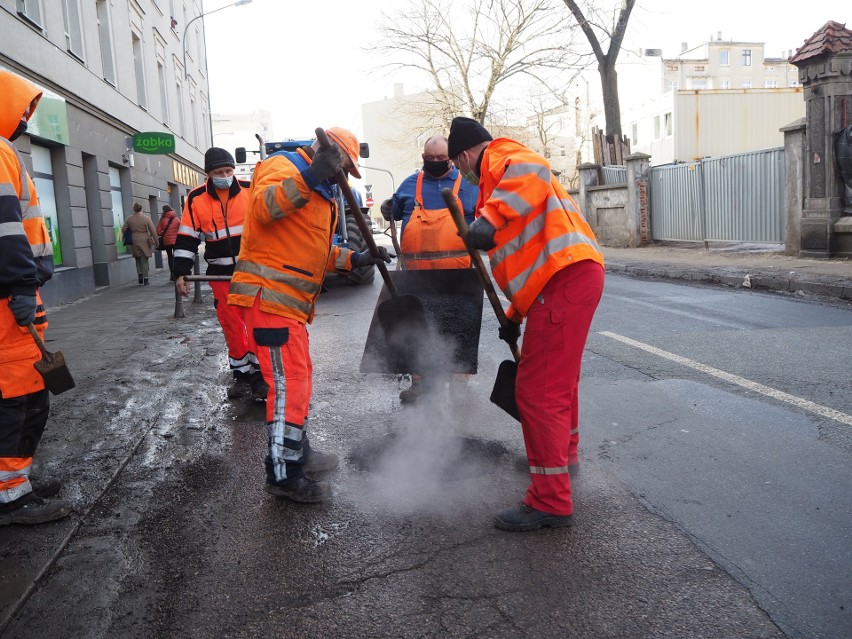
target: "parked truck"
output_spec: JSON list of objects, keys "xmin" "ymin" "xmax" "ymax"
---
[{"xmin": 235, "ymin": 136, "xmax": 375, "ymax": 285}]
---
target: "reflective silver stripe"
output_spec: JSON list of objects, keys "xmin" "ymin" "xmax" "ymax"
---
[
  {"xmin": 490, "ymin": 187, "xmax": 534, "ymax": 218},
  {"xmin": 503, "ymin": 231, "xmax": 602, "ymax": 300},
  {"xmin": 491, "ymin": 195, "xmax": 570, "ymax": 268},
  {"xmin": 529, "ymin": 465, "xmax": 570, "ymax": 475},
  {"xmin": 22, "ymin": 204, "xmax": 44, "ymax": 221},
  {"xmin": 0, "ymin": 463, "xmax": 30, "ymax": 481},
  {"xmin": 0, "ymin": 221, "xmax": 26, "ymax": 237},
  {"xmin": 178, "ymin": 224, "xmax": 200, "ymax": 237},
  {"xmin": 230, "ymin": 353, "xmax": 253, "ymax": 367},
  {"xmin": 264, "ymin": 185, "xmax": 285, "ymax": 219},
  {"xmin": 174, "ymin": 249, "xmax": 196, "ymax": 260},
  {"xmin": 560, "ymin": 196, "xmax": 579, "ymax": 214},
  {"xmin": 268, "ymin": 344, "xmax": 291, "ymax": 482},
  {"xmin": 0, "ymin": 479, "xmax": 32, "ymax": 504},
  {"xmin": 0, "ymin": 183, "xmax": 17, "ymax": 197},
  {"xmin": 206, "ymin": 256, "xmax": 236, "ymax": 265},
  {"xmin": 229, "ymin": 281, "xmax": 260, "ymax": 299},
  {"xmin": 403, "ymin": 250, "xmax": 469, "ymax": 261},
  {"xmin": 503, "ymin": 161, "xmax": 552, "ymax": 184},
  {"xmin": 334, "ymin": 250, "xmax": 350, "ymax": 271},
  {"xmin": 203, "ymin": 226, "xmax": 243, "ymax": 241},
  {"xmin": 30, "ymin": 242, "xmax": 53, "ymax": 257},
  {"xmin": 282, "ymin": 178, "xmax": 308, "ymax": 210},
  {"xmin": 262, "ymin": 287, "xmax": 313, "ymax": 317},
  {"xmin": 0, "ymin": 138, "xmax": 31, "ymax": 207},
  {"xmin": 228, "ymin": 355, "xmax": 253, "ymax": 374},
  {"xmin": 236, "ymin": 259, "xmax": 321, "ymax": 295}
]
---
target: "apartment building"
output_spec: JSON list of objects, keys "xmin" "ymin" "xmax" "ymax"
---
[{"xmin": 1, "ymin": 0, "xmax": 212, "ymax": 304}]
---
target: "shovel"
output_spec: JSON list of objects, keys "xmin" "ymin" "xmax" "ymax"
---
[
  {"xmin": 316, "ymin": 128, "xmax": 428, "ymax": 366},
  {"xmin": 443, "ymin": 189, "xmax": 521, "ymax": 421},
  {"xmin": 27, "ymin": 324, "xmax": 75, "ymax": 395},
  {"xmin": 386, "ymin": 216, "xmax": 403, "ymax": 271}
]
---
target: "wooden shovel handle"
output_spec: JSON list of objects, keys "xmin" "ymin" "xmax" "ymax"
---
[
  {"xmin": 315, "ymin": 128, "xmax": 398, "ymax": 296},
  {"xmin": 27, "ymin": 323, "xmax": 50, "ymax": 357},
  {"xmin": 443, "ymin": 189, "xmax": 521, "ymax": 362},
  {"xmin": 387, "ymin": 217, "xmax": 403, "ymax": 271}
]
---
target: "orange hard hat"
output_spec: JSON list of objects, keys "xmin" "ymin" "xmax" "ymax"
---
[{"xmin": 326, "ymin": 127, "xmax": 361, "ymax": 179}]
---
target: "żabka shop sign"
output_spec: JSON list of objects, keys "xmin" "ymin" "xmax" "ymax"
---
[{"xmin": 133, "ymin": 132, "xmax": 176, "ymax": 154}]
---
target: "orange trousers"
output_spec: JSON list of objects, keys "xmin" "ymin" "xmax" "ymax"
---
[{"xmin": 209, "ymin": 281, "xmax": 258, "ymax": 378}]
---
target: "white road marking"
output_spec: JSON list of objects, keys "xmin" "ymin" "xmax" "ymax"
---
[{"xmin": 599, "ymin": 331, "xmax": 852, "ymax": 427}]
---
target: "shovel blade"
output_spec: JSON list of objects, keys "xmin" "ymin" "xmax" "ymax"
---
[
  {"xmin": 490, "ymin": 359, "xmax": 519, "ymax": 422},
  {"xmin": 33, "ymin": 351, "xmax": 76, "ymax": 395},
  {"xmin": 376, "ymin": 294, "xmax": 429, "ymax": 371}
]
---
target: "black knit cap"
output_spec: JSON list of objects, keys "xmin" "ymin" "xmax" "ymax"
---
[
  {"xmin": 447, "ymin": 117, "xmax": 493, "ymax": 159},
  {"xmin": 204, "ymin": 147, "xmax": 235, "ymax": 174}
]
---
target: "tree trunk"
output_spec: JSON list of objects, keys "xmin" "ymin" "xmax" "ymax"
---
[{"xmin": 600, "ymin": 62, "xmax": 622, "ymax": 139}]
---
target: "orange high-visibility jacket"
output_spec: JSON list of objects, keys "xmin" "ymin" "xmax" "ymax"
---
[
  {"xmin": 477, "ymin": 138, "xmax": 603, "ymax": 320},
  {"xmin": 227, "ymin": 148, "xmax": 356, "ymax": 324},
  {"xmin": 400, "ymin": 172, "xmax": 471, "ymax": 270},
  {"xmin": 0, "ymin": 72, "xmax": 52, "ymax": 399}
]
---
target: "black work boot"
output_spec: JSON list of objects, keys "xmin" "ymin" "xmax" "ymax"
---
[
  {"xmin": 264, "ymin": 477, "xmax": 330, "ymax": 503},
  {"xmin": 143, "ymin": 278, "xmax": 150, "ymax": 286},
  {"xmin": 0, "ymin": 496, "xmax": 72, "ymax": 526},
  {"xmin": 138, "ymin": 274, "xmax": 144, "ymax": 285},
  {"xmin": 30, "ymin": 477, "xmax": 62, "ymax": 499},
  {"xmin": 494, "ymin": 503, "xmax": 573, "ymax": 532},
  {"xmin": 399, "ymin": 380, "xmax": 423, "ymax": 404},
  {"xmin": 514, "ymin": 454, "xmax": 579, "ymax": 477},
  {"xmin": 250, "ymin": 374, "xmax": 269, "ymax": 403},
  {"xmin": 302, "ymin": 438, "xmax": 339, "ymax": 475}
]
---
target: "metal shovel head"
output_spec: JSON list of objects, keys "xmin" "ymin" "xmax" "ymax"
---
[
  {"xmin": 361, "ymin": 268, "xmax": 484, "ymax": 374},
  {"xmin": 33, "ymin": 350, "xmax": 76, "ymax": 395},
  {"xmin": 490, "ymin": 359, "xmax": 519, "ymax": 422}
]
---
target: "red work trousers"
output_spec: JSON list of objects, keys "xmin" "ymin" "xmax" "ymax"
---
[
  {"xmin": 239, "ymin": 293, "xmax": 312, "ymax": 483},
  {"xmin": 516, "ymin": 260, "xmax": 604, "ymax": 515},
  {"xmin": 209, "ymin": 281, "xmax": 257, "ymax": 378}
]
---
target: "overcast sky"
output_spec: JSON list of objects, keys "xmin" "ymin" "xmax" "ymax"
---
[{"xmin": 203, "ymin": 0, "xmax": 847, "ymax": 140}]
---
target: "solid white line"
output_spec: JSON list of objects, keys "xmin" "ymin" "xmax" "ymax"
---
[{"xmin": 599, "ymin": 331, "xmax": 852, "ymax": 427}]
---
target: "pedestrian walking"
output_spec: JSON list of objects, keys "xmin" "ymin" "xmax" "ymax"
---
[
  {"xmin": 121, "ymin": 202, "xmax": 158, "ymax": 285},
  {"xmin": 173, "ymin": 147, "xmax": 265, "ymax": 401},
  {"xmin": 379, "ymin": 134, "xmax": 479, "ymax": 403},
  {"xmin": 227, "ymin": 127, "xmax": 391, "ymax": 503},
  {"xmin": 156, "ymin": 204, "xmax": 179, "ymax": 282},
  {"xmin": 447, "ymin": 116, "xmax": 605, "ymax": 532},
  {"xmin": 0, "ymin": 69, "xmax": 72, "ymax": 526}
]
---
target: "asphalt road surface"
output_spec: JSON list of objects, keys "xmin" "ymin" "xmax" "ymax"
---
[{"xmin": 0, "ymin": 260, "xmax": 849, "ymax": 638}]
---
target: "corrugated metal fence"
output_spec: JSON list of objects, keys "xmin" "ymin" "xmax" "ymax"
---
[
  {"xmin": 649, "ymin": 147, "xmax": 785, "ymax": 243},
  {"xmin": 601, "ymin": 165, "xmax": 627, "ymax": 185}
]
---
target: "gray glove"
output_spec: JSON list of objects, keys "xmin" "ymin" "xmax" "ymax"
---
[
  {"xmin": 8, "ymin": 294, "xmax": 37, "ymax": 326},
  {"xmin": 466, "ymin": 216, "xmax": 497, "ymax": 251},
  {"xmin": 308, "ymin": 144, "xmax": 344, "ymax": 183},
  {"xmin": 380, "ymin": 199, "xmax": 393, "ymax": 222},
  {"xmin": 352, "ymin": 247, "xmax": 393, "ymax": 267}
]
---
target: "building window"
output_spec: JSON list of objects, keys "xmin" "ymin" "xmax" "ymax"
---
[
  {"xmin": 631, "ymin": 123, "xmax": 638, "ymax": 145},
  {"xmin": 765, "ymin": 66, "xmax": 775, "ymax": 72},
  {"xmin": 190, "ymin": 91, "xmax": 198, "ymax": 146},
  {"xmin": 157, "ymin": 62, "xmax": 169, "ymax": 124},
  {"xmin": 132, "ymin": 31, "xmax": 147, "ymax": 109},
  {"xmin": 720, "ymin": 79, "xmax": 730, "ymax": 89},
  {"xmin": 690, "ymin": 79, "xmax": 707, "ymax": 90},
  {"xmin": 719, "ymin": 50, "xmax": 729, "ymax": 66},
  {"xmin": 667, "ymin": 80, "xmax": 679, "ymax": 92},
  {"xmin": 30, "ymin": 145, "xmax": 63, "ymax": 265},
  {"xmin": 16, "ymin": 0, "xmax": 43, "ymax": 28},
  {"xmin": 664, "ymin": 113, "xmax": 673, "ymax": 137},
  {"xmin": 61, "ymin": 0, "xmax": 85, "ymax": 60},
  {"xmin": 96, "ymin": 0, "xmax": 115, "ymax": 84},
  {"xmin": 742, "ymin": 80, "xmax": 752, "ymax": 88},
  {"xmin": 654, "ymin": 115, "xmax": 661, "ymax": 140},
  {"xmin": 693, "ymin": 65, "xmax": 705, "ymax": 72},
  {"xmin": 175, "ymin": 78, "xmax": 185, "ymax": 135},
  {"xmin": 764, "ymin": 79, "xmax": 777, "ymax": 88},
  {"xmin": 109, "ymin": 166, "xmax": 128, "ymax": 255},
  {"xmin": 789, "ymin": 79, "xmax": 800, "ymax": 87},
  {"xmin": 742, "ymin": 49, "xmax": 752, "ymax": 66}
]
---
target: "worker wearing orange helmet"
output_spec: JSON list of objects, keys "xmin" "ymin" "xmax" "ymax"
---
[
  {"xmin": 448, "ymin": 116, "xmax": 605, "ymax": 532},
  {"xmin": 228, "ymin": 127, "xmax": 391, "ymax": 504},
  {"xmin": 0, "ymin": 70, "xmax": 72, "ymax": 526}
]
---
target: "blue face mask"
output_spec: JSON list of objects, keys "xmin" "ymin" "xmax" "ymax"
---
[{"xmin": 211, "ymin": 176, "xmax": 233, "ymax": 190}]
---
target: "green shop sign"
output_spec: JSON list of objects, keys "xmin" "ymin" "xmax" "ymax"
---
[{"xmin": 133, "ymin": 132, "xmax": 176, "ymax": 154}]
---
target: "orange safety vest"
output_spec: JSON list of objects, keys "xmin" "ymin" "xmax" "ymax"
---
[
  {"xmin": 227, "ymin": 149, "xmax": 355, "ymax": 324},
  {"xmin": 477, "ymin": 138, "xmax": 604, "ymax": 320},
  {"xmin": 0, "ymin": 138, "xmax": 51, "ymax": 399},
  {"xmin": 400, "ymin": 172, "xmax": 471, "ymax": 270}
]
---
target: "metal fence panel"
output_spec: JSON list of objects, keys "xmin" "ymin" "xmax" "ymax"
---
[
  {"xmin": 649, "ymin": 148, "xmax": 785, "ymax": 244},
  {"xmin": 601, "ymin": 165, "xmax": 627, "ymax": 185}
]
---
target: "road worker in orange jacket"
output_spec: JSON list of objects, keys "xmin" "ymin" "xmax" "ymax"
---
[
  {"xmin": 174, "ymin": 148, "xmax": 265, "ymax": 401},
  {"xmin": 448, "ymin": 116, "xmax": 605, "ymax": 532},
  {"xmin": 0, "ymin": 70, "xmax": 71, "ymax": 526},
  {"xmin": 379, "ymin": 134, "xmax": 479, "ymax": 403},
  {"xmin": 228, "ymin": 127, "xmax": 391, "ymax": 504}
]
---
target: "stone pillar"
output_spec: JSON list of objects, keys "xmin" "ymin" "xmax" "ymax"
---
[
  {"xmin": 577, "ymin": 162, "xmax": 600, "ymax": 227},
  {"xmin": 625, "ymin": 152, "xmax": 651, "ymax": 247},
  {"xmin": 781, "ymin": 118, "xmax": 806, "ymax": 255},
  {"xmin": 791, "ymin": 22, "xmax": 852, "ymax": 257}
]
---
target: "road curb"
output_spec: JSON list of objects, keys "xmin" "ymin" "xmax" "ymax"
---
[{"xmin": 605, "ymin": 261, "xmax": 852, "ymax": 301}]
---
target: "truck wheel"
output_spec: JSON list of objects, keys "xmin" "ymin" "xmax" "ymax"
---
[{"xmin": 342, "ymin": 211, "xmax": 375, "ymax": 286}]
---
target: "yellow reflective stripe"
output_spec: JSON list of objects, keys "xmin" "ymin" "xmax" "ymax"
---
[
  {"xmin": 262, "ymin": 287, "xmax": 313, "ymax": 317},
  {"xmin": 235, "ymin": 259, "xmax": 321, "ymax": 295},
  {"xmin": 264, "ymin": 185, "xmax": 286, "ymax": 220},
  {"xmin": 529, "ymin": 465, "xmax": 570, "ymax": 475},
  {"xmin": 0, "ymin": 221, "xmax": 25, "ymax": 238}
]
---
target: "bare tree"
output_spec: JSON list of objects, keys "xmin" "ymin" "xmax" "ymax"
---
[
  {"xmin": 376, "ymin": 0, "xmax": 580, "ymax": 126},
  {"xmin": 562, "ymin": 0, "xmax": 635, "ymax": 139}
]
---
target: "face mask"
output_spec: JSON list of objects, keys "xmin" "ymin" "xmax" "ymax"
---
[
  {"xmin": 463, "ymin": 170, "xmax": 480, "ymax": 186},
  {"xmin": 9, "ymin": 119, "xmax": 27, "ymax": 141},
  {"xmin": 211, "ymin": 176, "xmax": 233, "ymax": 190},
  {"xmin": 422, "ymin": 159, "xmax": 450, "ymax": 178}
]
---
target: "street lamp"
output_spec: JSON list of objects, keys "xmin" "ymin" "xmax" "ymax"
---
[{"xmin": 182, "ymin": 0, "xmax": 252, "ymax": 80}]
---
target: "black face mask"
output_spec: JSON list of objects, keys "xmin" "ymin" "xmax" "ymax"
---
[
  {"xmin": 9, "ymin": 119, "xmax": 27, "ymax": 142},
  {"xmin": 423, "ymin": 159, "xmax": 451, "ymax": 177}
]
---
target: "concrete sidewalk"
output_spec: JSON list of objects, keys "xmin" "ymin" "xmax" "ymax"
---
[{"xmin": 602, "ymin": 242, "xmax": 852, "ymax": 301}]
